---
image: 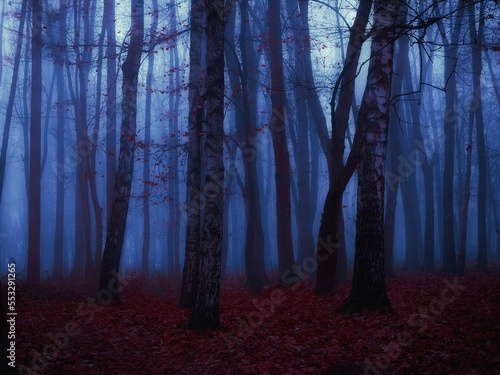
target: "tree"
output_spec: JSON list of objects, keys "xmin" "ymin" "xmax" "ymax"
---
[
  {"xmin": 141, "ymin": 0, "xmax": 159, "ymax": 275},
  {"xmin": 268, "ymin": 0, "xmax": 295, "ymax": 277},
  {"xmin": 0, "ymin": 0, "xmax": 28, "ymax": 205},
  {"xmin": 187, "ymin": 0, "xmax": 230, "ymax": 330},
  {"xmin": 338, "ymin": 0, "xmax": 401, "ymax": 313},
  {"xmin": 179, "ymin": 0, "xmax": 205, "ymax": 309},
  {"xmin": 470, "ymin": 1, "xmax": 487, "ymax": 274},
  {"xmin": 314, "ymin": 0, "xmax": 373, "ymax": 295},
  {"xmin": 438, "ymin": 0, "xmax": 465, "ymax": 274},
  {"xmin": 52, "ymin": 0, "xmax": 68, "ymax": 281},
  {"xmin": 98, "ymin": 0, "xmax": 144, "ymax": 301},
  {"xmin": 28, "ymin": 0, "xmax": 43, "ymax": 286},
  {"xmin": 104, "ymin": 0, "xmax": 118, "ymax": 229},
  {"xmin": 224, "ymin": 0, "xmax": 267, "ymax": 293}
]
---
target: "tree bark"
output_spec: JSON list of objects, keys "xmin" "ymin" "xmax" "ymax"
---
[
  {"xmin": 471, "ymin": 2, "xmax": 487, "ymax": 273},
  {"xmin": 53, "ymin": 0, "xmax": 68, "ymax": 281},
  {"xmin": 28, "ymin": 0, "xmax": 43, "ymax": 286},
  {"xmin": 439, "ymin": 1, "xmax": 465, "ymax": 273},
  {"xmin": 315, "ymin": 0, "xmax": 372, "ymax": 295},
  {"xmin": 179, "ymin": 0, "xmax": 204, "ymax": 308},
  {"xmin": 338, "ymin": 0, "xmax": 400, "ymax": 313},
  {"xmin": 98, "ymin": 0, "xmax": 144, "ymax": 301},
  {"xmin": 268, "ymin": 0, "xmax": 295, "ymax": 278},
  {"xmin": 187, "ymin": 0, "xmax": 229, "ymax": 330}
]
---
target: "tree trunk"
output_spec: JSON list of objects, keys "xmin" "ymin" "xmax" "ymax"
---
[
  {"xmin": 315, "ymin": 0, "xmax": 372, "ymax": 295},
  {"xmin": 338, "ymin": 0, "xmax": 400, "ymax": 313},
  {"xmin": 104, "ymin": 0, "xmax": 118, "ymax": 228},
  {"xmin": 0, "ymin": 0, "xmax": 28, "ymax": 205},
  {"xmin": 141, "ymin": 0, "xmax": 159, "ymax": 275},
  {"xmin": 53, "ymin": 0, "xmax": 67, "ymax": 281},
  {"xmin": 187, "ymin": 0, "xmax": 228, "ymax": 330},
  {"xmin": 268, "ymin": 0, "xmax": 295, "ymax": 277},
  {"xmin": 28, "ymin": 0, "xmax": 43, "ymax": 286},
  {"xmin": 98, "ymin": 0, "xmax": 144, "ymax": 302},
  {"xmin": 471, "ymin": 2, "xmax": 487, "ymax": 273},
  {"xmin": 179, "ymin": 0, "xmax": 204, "ymax": 308},
  {"xmin": 439, "ymin": 1, "xmax": 465, "ymax": 273}
]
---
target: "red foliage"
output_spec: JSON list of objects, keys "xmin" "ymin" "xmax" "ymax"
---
[{"xmin": 15, "ymin": 262, "xmax": 500, "ymax": 374}]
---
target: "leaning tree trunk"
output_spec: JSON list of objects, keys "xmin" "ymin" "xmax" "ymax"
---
[
  {"xmin": 179, "ymin": 0, "xmax": 204, "ymax": 309},
  {"xmin": 314, "ymin": 0, "xmax": 372, "ymax": 295},
  {"xmin": 187, "ymin": 0, "xmax": 229, "ymax": 330},
  {"xmin": 338, "ymin": 0, "xmax": 400, "ymax": 313},
  {"xmin": 28, "ymin": 0, "xmax": 43, "ymax": 286},
  {"xmin": 98, "ymin": 0, "xmax": 144, "ymax": 301}
]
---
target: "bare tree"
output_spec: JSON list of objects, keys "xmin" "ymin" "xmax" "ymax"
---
[
  {"xmin": 187, "ymin": 0, "xmax": 231, "ymax": 330},
  {"xmin": 28, "ymin": 0, "xmax": 43, "ymax": 286},
  {"xmin": 339, "ymin": 0, "xmax": 401, "ymax": 313},
  {"xmin": 98, "ymin": 0, "xmax": 144, "ymax": 301},
  {"xmin": 179, "ymin": 0, "xmax": 205, "ymax": 309}
]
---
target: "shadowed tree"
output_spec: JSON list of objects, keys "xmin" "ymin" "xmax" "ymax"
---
[
  {"xmin": 28, "ymin": 0, "xmax": 43, "ymax": 286},
  {"xmin": 98, "ymin": 0, "xmax": 144, "ymax": 301},
  {"xmin": 438, "ymin": 0, "xmax": 465, "ymax": 274},
  {"xmin": 268, "ymin": 0, "xmax": 295, "ymax": 278},
  {"xmin": 338, "ymin": 0, "xmax": 401, "ymax": 313},
  {"xmin": 314, "ymin": 0, "xmax": 373, "ymax": 295},
  {"xmin": 187, "ymin": 0, "xmax": 231, "ymax": 330},
  {"xmin": 179, "ymin": 0, "xmax": 205, "ymax": 309}
]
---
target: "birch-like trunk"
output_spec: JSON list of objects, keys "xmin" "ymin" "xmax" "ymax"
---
[{"xmin": 339, "ymin": 0, "xmax": 400, "ymax": 313}]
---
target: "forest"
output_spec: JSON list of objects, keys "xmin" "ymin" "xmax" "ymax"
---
[{"xmin": 0, "ymin": 0, "xmax": 499, "ymax": 373}]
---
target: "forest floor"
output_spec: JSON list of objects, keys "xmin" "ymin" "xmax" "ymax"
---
[{"xmin": 14, "ymin": 260, "xmax": 500, "ymax": 375}]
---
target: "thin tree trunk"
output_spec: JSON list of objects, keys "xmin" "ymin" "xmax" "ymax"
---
[
  {"xmin": 268, "ymin": 0, "xmax": 295, "ymax": 278},
  {"xmin": 98, "ymin": 0, "xmax": 144, "ymax": 301},
  {"xmin": 105, "ymin": 0, "xmax": 118, "ymax": 228},
  {"xmin": 53, "ymin": 0, "xmax": 67, "ymax": 281},
  {"xmin": 439, "ymin": 1, "xmax": 465, "ymax": 273},
  {"xmin": 0, "ymin": 0, "xmax": 28, "ymax": 204},
  {"xmin": 141, "ymin": 0, "xmax": 158, "ymax": 275},
  {"xmin": 471, "ymin": 2, "xmax": 487, "ymax": 273},
  {"xmin": 28, "ymin": 0, "xmax": 43, "ymax": 286}
]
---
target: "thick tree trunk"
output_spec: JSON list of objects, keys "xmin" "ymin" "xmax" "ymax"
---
[
  {"xmin": 268, "ymin": 0, "xmax": 295, "ymax": 277},
  {"xmin": 28, "ymin": 0, "xmax": 43, "ymax": 286},
  {"xmin": 338, "ymin": 0, "xmax": 400, "ymax": 313},
  {"xmin": 187, "ymin": 0, "xmax": 228, "ymax": 330},
  {"xmin": 179, "ymin": 0, "xmax": 204, "ymax": 308},
  {"xmin": 98, "ymin": 0, "xmax": 144, "ymax": 301}
]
